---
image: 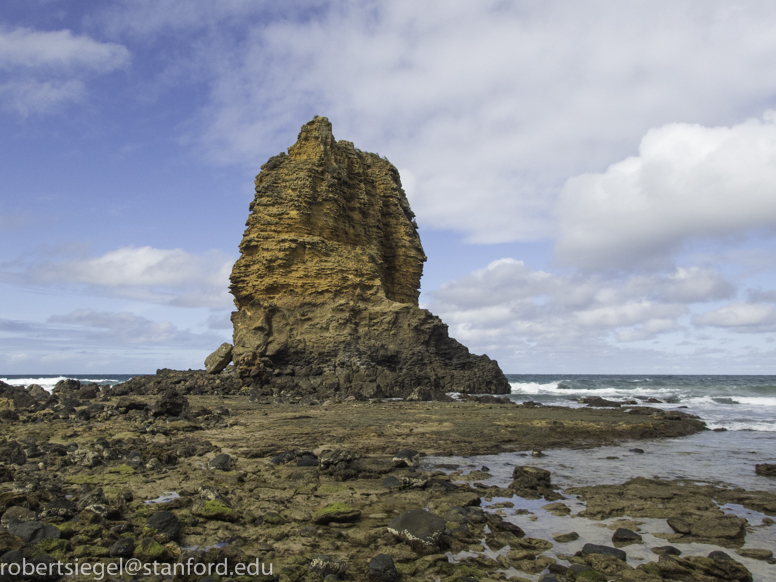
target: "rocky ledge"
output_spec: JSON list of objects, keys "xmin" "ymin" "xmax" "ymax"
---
[{"xmin": 1, "ymin": 380, "xmax": 771, "ymax": 582}]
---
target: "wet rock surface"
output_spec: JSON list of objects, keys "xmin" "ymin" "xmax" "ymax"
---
[{"xmin": 0, "ymin": 384, "xmax": 768, "ymax": 582}]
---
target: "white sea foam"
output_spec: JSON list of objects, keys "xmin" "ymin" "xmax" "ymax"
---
[
  {"xmin": 508, "ymin": 378, "xmax": 776, "ymax": 432},
  {"xmin": 0, "ymin": 376, "xmax": 122, "ymax": 393}
]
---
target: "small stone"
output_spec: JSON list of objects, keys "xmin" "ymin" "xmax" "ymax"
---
[
  {"xmin": 208, "ymin": 453, "xmax": 233, "ymax": 471},
  {"xmin": 145, "ymin": 510, "xmax": 182, "ymax": 541},
  {"xmin": 755, "ymin": 463, "xmax": 776, "ymax": 477},
  {"xmin": 612, "ymin": 528, "xmax": 642, "ymax": 544},
  {"xmin": 392, "ymin": 449, "xmax": 419, "ymax": 467},
  {"xmin": 313, "ymin": 503, "xmax": 361, "ymax": 525},
  {"xmin": 309, "ymin": 555, "xmax": 348, "ymax": 578},
  {"xmin": 0, "ymin": 441, "xmax": 26, "ymax": 466},
  {"xmin": 134, "ymin": 536, "xmax": 173, "ymax": 562},
  {"xmin": 387, "ymin": 509, "xmax": 448, "ymax": 552},
  {"xmin": 581, "ymin": 543, "xmax": 627, "ymax": 562},
  {"xmin": 1, "ymin": 506, "xmax": 35, "ymax": 527},
  {"xmin": 367, "ymin": 553, "xmax": 399, "ymax": 582},
  {"xmin": 382, "ymin": 475, "xmax": 401, "ymax": 489},
  {"xmin": 553, "ymin": 532, "xmax": 579, "ymax": 543},
  {"xmin": 542, "ymin": 502, "xmax": 571, "ymax": 516},
  {"xmin": 296, "ymin": 455, "xmax": 319, "ymax": 467},
  {"xmin": 7, "ymin": 521, "xmax": 60, "ymax": 545},
  {"xmin": 109, "ymin": 537, "xmax": 135, "ymax": 558},
  {"xmin": 736, "ymin": 548, "xmax": 773, "ymax": 560},
  {"xmin": 651, "ymin": 545, "xmax": 681, "ymax": 556}
]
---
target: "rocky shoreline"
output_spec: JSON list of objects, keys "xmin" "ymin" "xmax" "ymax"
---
[{"xmin": 0, "ymin": 377, "xmax": 774, "ymax": 581}]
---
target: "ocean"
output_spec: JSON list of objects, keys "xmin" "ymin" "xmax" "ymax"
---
[{"xmin": 2, "ymin": 372, "xmax": 775, "ymax": 491}]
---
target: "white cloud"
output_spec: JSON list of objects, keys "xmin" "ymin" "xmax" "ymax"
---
[
  {"xmin": 124, "ymin": 0, "xmax": 776, "ymax": 245},
  {"xmin": 0, "ymin": 309, "xmax": 230, "ymax": 373},
  {"xmin": 428, "ymin": 258, "xmax": 741, "ymax": 368},
  {"xmin": 693, "ymin": 302, "xmax": 776, "ymax": 331},
  {"xmin": 0, "ymin": 26, "xmax": 129, "ymax": 115},
  {"xmin": 557, "ymin": 112, "xmax": 776, "ymax": 269},
  {"xmin": 0, "ymin": 27, "xmax": 129, "ymax": 71},
  {"xmin": 48, "ymin": 309, "xmax": 218, "ymax": 345},
  {"xmin": 2, "ymin": 246, "xmax": 234, "ymax": 308},
  {"xmin": 0, "ymin": 79, "xmax": 85, "ymax": 116}
]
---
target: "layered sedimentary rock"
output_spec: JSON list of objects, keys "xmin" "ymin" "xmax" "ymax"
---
[{"xmin": 229, "ymin": 116, "xmax": 509, "ymax": 398}]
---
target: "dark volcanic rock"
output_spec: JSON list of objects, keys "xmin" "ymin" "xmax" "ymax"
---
[
  {"xmin": 367, "ymin": 553, "xmax": 400, "ymax": 582},
  {"xmin": 580, "ymin": 396, "xmax": 621, "ymax": 407},
  {"xmin": 151, "ymin": 387, "xmax": 189, "ymax": 417},
  {"xmin": 109, "ymin": 537, "xmax": 135, "ymax": 558},
  {"xmin": 657, "ymin": 554, "xmax": 752, "ymax": 582},
  {"xmin": 387, "ymin": 508, "xmax": 448, "ymax": 552},
  {"xmin": 509, "ymin": 466, "xmax": 562, "ymax": 500},
  {"xmin": 581, "ymin": 543, "xmax": 627, "ymax": 561},
  {"xmin": 145, "ymin": 510, "xmax": 182, "ymax": 541},
  {"xmin": 7, "ymin": 521, "xmax": 60, "ymax": 545},
  {"xmin": 108, "ymin": 368, "xmax": 242, "ymax": 396},
  {"xmin": 755, "ymin": 463, "xmax": 776, "ymax": 477},
  {"xmin": 228, "ymin": 116, "xmax": 509, "ymax": 398},
  {"xmin": 612, "ymin": 527, "xmax": 642, "ymax": 544},
  {"xmin": 208, "ymin": 453, "xmax": 233, "ymax": 471},
  {"xmin": 0, "ymin": 441, "xmax": 26, "ymax": 466}
]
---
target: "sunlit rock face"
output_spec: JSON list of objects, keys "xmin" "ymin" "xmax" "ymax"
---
[{"xmin": 230, "ymin": 116, "xmax": 509, "ymax": 398}]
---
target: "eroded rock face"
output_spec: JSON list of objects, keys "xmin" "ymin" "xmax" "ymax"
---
[{"xmin": 230, "ymin": 116, "xmax": 509, "ymax": 397}]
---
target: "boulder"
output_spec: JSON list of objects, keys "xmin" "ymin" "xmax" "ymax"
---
[
  {"xmin": 387, "ymin": 509, "xmax": 449, "ymax": 552},
  {"xmin": 109, "ymin": 537, "xmax": 135, "ymax": 558},
  {"xmin": 151, "ymin": 388, "xmax": 189, "ymax": 417},
  {"xmin": 205, "ymin": 343, "xmax": 233, "ymax": 374},
  {"xmin": 6, "ymin": 521, "xmax": 60, "ymax": 545},
  {"xmin": 145, "ymin": 510, "xmax": 182, "ymax": 541},
  {"xmin": 26, "ymin": 385, "xmax": 48, "ymax": 399},
  {"xmin": 1, "ymin": 506, "xmax": 35, "ymax": 527},
  {"xmin": 0, "ymin": 441, "xmax": 26, "ymax": 466},
  {"xmin": 208, "ymin": 453, "xmax": 233, "ymax": 471},
  {"xmin": 509, "ymin": 466, "xmax": 561, "ymax": 500}
]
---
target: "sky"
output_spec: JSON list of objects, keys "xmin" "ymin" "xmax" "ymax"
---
[{"xmin": 2, "ymin": 1, "xmax": 776, "ymax": 375}]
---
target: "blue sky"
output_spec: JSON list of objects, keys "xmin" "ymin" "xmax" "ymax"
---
[{"xmin": 2, "ymin": 0, "xmax": 776, "ymax": 374}]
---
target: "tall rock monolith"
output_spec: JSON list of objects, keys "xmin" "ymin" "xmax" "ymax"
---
[{"xmin": 229, "ymin": 116, "xmax": 509, "ymax": 398}]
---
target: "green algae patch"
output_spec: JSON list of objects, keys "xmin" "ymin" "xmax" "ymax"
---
[
  {"xmin": 312, "ymin": 502, "xmax": 361, "ymax": 525},
  {"xmin": 32, "ymin": 539, "xmax": 70, "ymax": 560},
  {"xmin": 72, "ymin": 544, "xmax": 110, "ymax": 559},
  {"xmin": 54, "ymin": 523, "xmax": 76, "ymax": 539},
  {"xmin": 191, "ymin": 499, "xmax": 236, "ymax": 522},
  {"xmin": 67, "ymin": 467, "xmax": 139, "ymax": 485},
  {"xmin": 108, "ymin": 464, "xmax": 135, "ymax": 475},
  {"xmin": 134, "ymin": 537, "xmax": 174, "ymax": 562}
]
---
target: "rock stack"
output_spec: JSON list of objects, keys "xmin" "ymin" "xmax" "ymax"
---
[{"xmin": 229, "ymin": 116, "xmax": 509, "ymax": 398}]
